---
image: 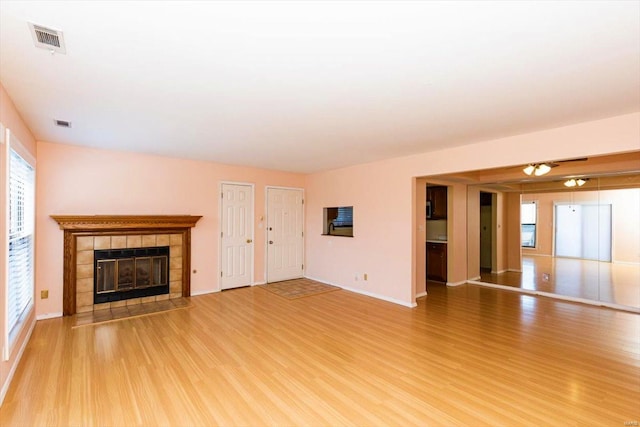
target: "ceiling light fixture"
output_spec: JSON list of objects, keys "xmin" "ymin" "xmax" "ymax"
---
[
  {"xmin": 523, "ymin": 163, "xmax": 554, "ymax": 176},
  {"xmin": 564, "ymin": 178, "xmax": 588, "ymax": 187}
]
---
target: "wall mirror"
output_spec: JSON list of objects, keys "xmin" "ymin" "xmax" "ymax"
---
[{"xmin": 424, "ymin": 151, "xmax": 640, "ymax": 311}]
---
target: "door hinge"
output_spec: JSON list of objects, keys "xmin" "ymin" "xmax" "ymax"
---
[
  {"xmin": 221, "ymin": 231, "xmax": 223, "ymax": 237},
  {"xmin": 302, "ymin": 199, "xmax": 304, "ymax": 205},
  {"xmin": 301, "ymin": 231, "xmax": 304, "ymax": 237},
  {"xmin": 301, "ymin": 264, "xmax": 304, "ymax": 270},
  {"xmin": 221, "ymin": 192, "xmax": 224, "ymax": 199},
  {"xmin": 220, "ymin": 271, "xmax": 223, "ymax": 277}
]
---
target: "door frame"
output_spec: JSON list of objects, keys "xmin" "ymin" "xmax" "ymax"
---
[
  {"xmin": 219, "ymin": 181, "xmax": 255, "ymax": 290},
  {"xmin": 265, "ymin": 186, "xmax": 305, "ymax": 283}
]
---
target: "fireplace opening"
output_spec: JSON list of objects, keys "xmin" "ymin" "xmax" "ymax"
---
[{"xmin": 94, "ymin": 246, "xmax": 170, "ymax": 304}]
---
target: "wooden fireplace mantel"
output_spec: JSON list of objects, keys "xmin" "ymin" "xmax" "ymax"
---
[
  {"xmin": 51, "ymin": 215, "xmax": 202, "ymax": 231},
  {"xmin": 51, "ymin": 215, "xmax": 202, "ymax": 315}
]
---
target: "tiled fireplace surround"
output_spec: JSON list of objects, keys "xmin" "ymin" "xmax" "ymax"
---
[{"xmin": 51, "ymin": 215, "xmax": 202, "ymax": 316}]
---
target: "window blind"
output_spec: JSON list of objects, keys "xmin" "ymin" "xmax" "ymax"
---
[{"xmin": 7, "ymin": 148, "xmax": 35, "ymax": 344}]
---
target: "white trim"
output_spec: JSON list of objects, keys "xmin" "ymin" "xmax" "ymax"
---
[
  {"xmin": 36, "ymin": 312, "xmax": 62, "ymax": 320},
  {"xmin": 0, "ymin": 315, "xmax": 35, "ymax": 407},
  {"xmin": 305, "ymin": 276, "xmax": 417, "ymax": 308},
  {"xmin": 507, "ymin": 268, "xmax": 522, "ymax": 273},
  {"xmin": 490, "ymin": 269, "xmax": 507, "ymax": 274},
  {"xmin": 446, "ymin": 280, "xmax": 466, "ymax": 287},
  {"xmin": 0, "ymin": 123, "xmax": 5, "ymax": 144},
  {"xmin": 2, "ymin": 128, "xmax": 8, "ymax": 361},
  {"xmin": 190, "ymin": 289, "xmax": 219, "ymax": 296},
  {"xmin": 467, "ymin": 280, "xmax": 639, "ymax": 314},
  {"xmin": 468, "ymin": 276, "xmax": 481, "ymax": 281},
  {"xmin": 252, "ymin": 281, "xmax": 266, "ymax": 286},
  {"xmin": 416, "ymin": 291, "xmax": 427, "ymax": 298}
]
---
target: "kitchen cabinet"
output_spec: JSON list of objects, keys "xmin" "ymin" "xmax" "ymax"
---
[
  {"xmin": 426, "ymin": 242, "xmax": 447, "ymax": 282},
  {"xmin": 427, "ymin": 186, "xmax": 448, "ymax": 219}
]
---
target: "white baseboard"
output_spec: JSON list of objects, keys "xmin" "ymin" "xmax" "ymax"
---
[
  {"xmin": 1, "ymin": 317, "xmax": 36, "ymax": 407},
  {"xmin": 304, "ymin": 276, "xmax": 417, "ymax": 308},
  {"xmin": 190, "ymin": 289, "xmax": 219, "ymax": 296},
  {"xmin": 416, "ymin": 291, "xmax": 427, "ymax": 298},
  {"xmin": 507, "ymin": 269, "xmax": 522, "ymax": 273},
  {"xmin": 36, "ymin": 312, "xmax": 62, "ymax": 320},
  {"xmin": 469, "ymin": 276, "xmax": 481, "ymax": 281},
  {"xmin": 446, "ymin": 280, "xmax": 466, "ymax": 287},
  {"xmin": 252, "ymin": 281, "xmax": 266, "ymax": 286}
]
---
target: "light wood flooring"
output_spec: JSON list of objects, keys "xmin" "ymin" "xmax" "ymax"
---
[
  {"xmin": 479, "ymin": 255, "xmax": 640, "ymax": 310},
  {"xmin": 1, "ymin": 283, "xmax": 639, "ymax": 426}
]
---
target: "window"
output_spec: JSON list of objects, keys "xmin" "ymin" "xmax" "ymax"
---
[
  {"xmin": 323, "ymin": 206, "xmax": 353, "ymax": 237},
  {"xmin": 521, "ymin": 201, "xmax": 537, "ymax": 248},
  {"xmin": 5, "ymin": 135, "xmax": 35, "ymax": 355}
]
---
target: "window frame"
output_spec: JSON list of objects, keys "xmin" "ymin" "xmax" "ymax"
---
[
  {"xmin": 3, "ymin": 127, "xmax": 36, "ymax": 361},
  {"xmin": 521, "ymin": 200, "xmax": 537, "ymax": 248}
]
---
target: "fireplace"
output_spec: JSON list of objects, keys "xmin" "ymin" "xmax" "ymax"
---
[
  {"xmin": 50, "ymin": 215, "xmax": 202, "ymax": 315},
  {"xmin": 94, "ymin": 246, "xmax": 170, "ymax": 303}
]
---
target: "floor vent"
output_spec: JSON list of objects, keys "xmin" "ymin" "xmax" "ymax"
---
[{"xmin": 28, "ymin": 23, "xmax": 66, "ymax": 54}]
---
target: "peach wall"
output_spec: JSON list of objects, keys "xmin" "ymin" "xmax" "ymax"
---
[
  {"xmin": 305, "ymin": 160, "xmax": 414, "ymax": 306},
  {"xmin": 0, "ymin": 83, "xmax": 37, "ymax": 405},
  {"xmin": 35, "ymin": 141, "xmax": 305, "ymax": 317},
  {"xmin": 306, "ymin": 113, "xmax": 639, "ymax": 306},
  {"xmin": 522, "ymin": 188, "xmax": 640, "ymax": 264}
]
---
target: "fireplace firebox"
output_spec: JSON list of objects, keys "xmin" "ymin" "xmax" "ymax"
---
[{"xmin": 94, "ymin": 246, "xmax": 170, "ymax": 304}]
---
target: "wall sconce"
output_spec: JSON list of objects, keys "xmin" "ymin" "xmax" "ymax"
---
[
  {"xmin": 523, "ymin": 163, "xmax": 554, "ymax": 176},
  {"xmin": 564, "ymin": 178, "xmax": 588, "ymax": 187}
]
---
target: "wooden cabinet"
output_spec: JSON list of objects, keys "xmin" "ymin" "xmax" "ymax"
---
[
  {"xmin": 426, "ymin": 186, "xmax": 448, "ymax": 219},
  {"xmin": 426, "ymin": 242, "xmax": 447, "ymax": 282}
]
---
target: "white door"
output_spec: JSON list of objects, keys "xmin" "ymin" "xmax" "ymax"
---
[
  {"xmin": 220, "ymin": 183, "xmax": 253, "ymax": 290},
  {"xmin": 267, "ymin": 188, "xmax": 304, "ymax": 282}
]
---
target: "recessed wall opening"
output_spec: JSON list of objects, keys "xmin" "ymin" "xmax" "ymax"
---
[{"xmin": 323, "ymin": 206, "xmax": 353, "ymax": 237}]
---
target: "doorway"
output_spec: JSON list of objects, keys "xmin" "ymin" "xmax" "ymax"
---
[
  {"xmin": 480, "ymin": 192, "xmax": 495, "ymax": 272},
  {"xmin": 266, "ymin": 187, "xmax": 304, "ymax": 283},
  {"xmin": 220, "ymin": 183, "xmax": 254, "ymax": 290}
]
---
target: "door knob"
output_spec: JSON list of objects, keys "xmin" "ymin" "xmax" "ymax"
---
[
  {"xmin": 269, "ymin": 240, "xmax": 273, "ymax": 244},
  {"xmin": 246, "ymin": 239, "xmax": 253, "ymax": 243}
]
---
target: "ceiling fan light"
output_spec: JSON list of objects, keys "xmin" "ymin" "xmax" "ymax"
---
[
  {"xmin": 534, "ymin": 163, "xmax": 552, "ymax": 176},
  {"xmin": 576, "ymin": 178, "xmax": 587, "ymax": 186},
  {"xmin": 523, "ymin": 165, "xmax": 536, "ymax": 175},
  {"xmin": 564, "ymin": 179, "xmax": 577, "ymax": 187}
]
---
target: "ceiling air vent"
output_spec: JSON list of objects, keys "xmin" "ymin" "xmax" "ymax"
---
[
  {"xmin": 54, "ymin": 119, "xmax": 72, "ymax": 128},
  {"xmin": 28, "ymin": 23, "xmax": 66, "ymax": 54}
]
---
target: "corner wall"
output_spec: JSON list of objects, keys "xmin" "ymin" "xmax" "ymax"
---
[
  {"xmin": 35, "ymin": 141, "xmax": 305, "ymax": 318},
  {"xmin": 0, "ymin": 83, "xmax": 37, "ymax": 405},
  {"xmin": 305, "ymin": 113, "xmax": 640, "ymax": 306}
]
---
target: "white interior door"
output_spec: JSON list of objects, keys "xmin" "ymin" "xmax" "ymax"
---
[
  {"xmin": 267, "ymin": 188, "xmax": 304, "ymax": 283},
  {"xmin": 220, "ymin": 183, "xmax": 253, "ymax": 290}
]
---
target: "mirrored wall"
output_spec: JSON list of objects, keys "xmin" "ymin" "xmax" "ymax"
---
[
  {"xmin": 466, "ymin": 173, "xmax": 640, "ymax": 311},
  {"xmin": 420, "ymin": 151, "xmax": 640, "ymax": 312}
]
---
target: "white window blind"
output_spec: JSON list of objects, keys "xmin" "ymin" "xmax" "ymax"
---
[{"xmin": 7, "ymin": 148, "xmax": 35, "ymax": 346}]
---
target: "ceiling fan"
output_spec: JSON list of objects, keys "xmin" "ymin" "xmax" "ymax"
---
[{"xmin": 523, "ymin": 157, "xmax": 588, "ymax": 176}]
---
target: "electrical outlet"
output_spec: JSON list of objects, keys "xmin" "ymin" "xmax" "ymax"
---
[
  {"xmin": 542, "ymin": 273, "xmax": 550, "ymax": 282},
  {"xmin": 41, "ymin": 290, "xmax": 49, "ymax": 299}
]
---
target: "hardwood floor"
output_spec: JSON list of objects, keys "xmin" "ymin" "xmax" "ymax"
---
[
  {"xmin": 1, "ymin": 283, "xmax": 639, "ymax": 426},
  {"xmin": 478, "ymin": 255, "xmax": 640, "ymax": 310}
]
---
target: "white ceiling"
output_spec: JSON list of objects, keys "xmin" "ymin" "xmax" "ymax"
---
[{"xmin": 1, "ymin": 1, "xmax": 638, "ymax": 173}]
